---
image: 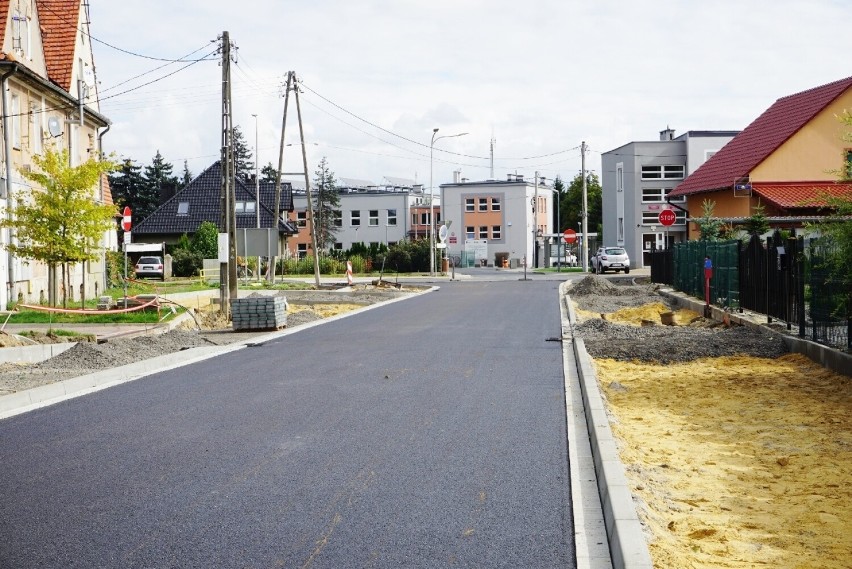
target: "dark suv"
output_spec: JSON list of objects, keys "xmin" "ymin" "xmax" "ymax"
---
[{"xmin": 134, "ymin": 256, "xmax": 164, "ymax": 279}]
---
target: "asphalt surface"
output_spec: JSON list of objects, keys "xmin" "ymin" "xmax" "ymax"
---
[{"xmin": 0, "ymin": 278, "xmax": 575, "ymax": 568}]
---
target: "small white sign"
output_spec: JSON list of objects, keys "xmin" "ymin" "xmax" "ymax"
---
[
  {"xmin": 218, "ymin": 233, "xmax": 229, "ymax": 262},
  {"xmin": 123, "ymin": 231, "xmax": 131, "ymax": 245},
  {"xmin": 436, "ymin": 243, "xmax": 447, "ymax": 249}
]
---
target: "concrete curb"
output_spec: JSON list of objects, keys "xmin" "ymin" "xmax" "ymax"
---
[
  {"xmin": 657, "ymin": 288, "xmax": 852, "ymax": 378},
  {"xmin": 562, "ymin": 283, "xmax": 654, "ymax": 569}
]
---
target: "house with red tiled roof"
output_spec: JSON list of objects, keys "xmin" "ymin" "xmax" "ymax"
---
[
  {"xmin": 671, "ymin": 76, "xmax": 852, "ymax": 238},
  {"xmin": 0, "ymin": 0, "xmax": 112, "ymax": 307}
]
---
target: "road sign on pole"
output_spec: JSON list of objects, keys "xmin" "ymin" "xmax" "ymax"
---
[
  {"xmin": 658, "ymin": 209, "xmax": 676, "ymax": 226},
  {"xmin": 122, "ymin": 206, "xmax": 132, "ymax": 231},
  {"xmin": 563, "ymin": 228, "xmax": 577, "ymax": 244}
]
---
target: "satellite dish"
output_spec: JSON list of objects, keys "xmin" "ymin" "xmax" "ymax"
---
[
  {"xmin": 83, "ymin": 67, "xmax": 95, "ymax": 87},
  {"xmin": 47, "ymin": 116, "xmax": 62, "ymax": 137}
]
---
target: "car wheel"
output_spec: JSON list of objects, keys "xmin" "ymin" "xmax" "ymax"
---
[{"xmin": 624, "ymin": 267, "xmax": 630, "ymax": 274}]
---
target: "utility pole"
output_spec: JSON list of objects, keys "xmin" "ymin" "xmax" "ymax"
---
[
  {"xmin": 293, "ymin": 74, "xmax": 322, "ymax": 287},
  {"xmin": 219, "ymin": 31, "xmax": 236, "ymax": 314},
  {"xmin": 581, "ymin": 140, "xmax": 589, "ymax": 272},
  {"xmin": 269, "ymin": 71, "xmax": 294, "ymax": 283}
]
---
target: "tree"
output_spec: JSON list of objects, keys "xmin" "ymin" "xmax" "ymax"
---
[
  {"xmin": 232, "ymin": 125, "xmax": 254, "ymax": 182},
  {"xmin": 142, "ymin": 151, "xmax": 178, "ymax": 220},
  {"xmin": 551, "ymin": 176, "xmax": 565, "ymax": 232},
  {"xmin": 180, "ymin": 160, "xmax": 193, "ymax": 188},
  {"xmin": 1, "ymin": 148, "xmax": 117, "ymax": 307},
  {"xmin": 108, "ymin": 159, "xmax": 145, "ymax": 222},
  {"xmin": 742, "ymin": 201, "xmax": 770, "ymax": 237},
  {"xmin": 695, "ymin": 199, "xmax": 724, "ymax": 241},
  {"xmin": 560, "ymin": 172, "xmax": 603, "ymax": 237},
  {"xmin": 190, "ymin": 220, "xmax": 219, "ymax": 259},
  {"xmin": 261, "ymin": 161, "xmax": 279, "ymax": 184},
  {"xmin": 312, "ymin": 157, "xmax": 341, "ymax": 250}
]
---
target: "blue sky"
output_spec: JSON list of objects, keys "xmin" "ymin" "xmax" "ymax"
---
[{"xmin": 90, "ymin": 0, "xmax": 852, "ymax": 190}]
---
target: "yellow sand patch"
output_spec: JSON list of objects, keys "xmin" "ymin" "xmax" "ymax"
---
[
  {"xmin": 594, "ymin": 354, "xmax": 852, "ymax": 568},
  {"xmin": 574, "ymin": 301, "xmax": 701, "ymax": 326},
  {"xmin": 289, "ymin": 303, "xmax": 363, "ymax": 318}
]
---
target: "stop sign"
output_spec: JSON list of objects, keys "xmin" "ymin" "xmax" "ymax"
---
[
  {"xmin": 121, "ymin": 206, "xmax": 132, "ymax": 231},
  {"xmin": 658, "ymin": 209, "xmax": 676, "ymax": 226},
  {"xmin": 563, "ymin": 228, "xmax": 577, "ymax": 243}
]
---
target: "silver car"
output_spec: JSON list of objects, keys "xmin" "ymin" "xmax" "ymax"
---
[{"xmin": 591, "ymin": 246, "xmax": 630, "ymax": 274}]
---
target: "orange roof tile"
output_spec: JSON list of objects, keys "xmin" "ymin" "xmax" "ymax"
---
[
  {"xmin": 100, "ymin": 173, "xmax": 114, "ymax": 207},
  {"xmin": 753, "ymin": 182, "xmax": 852, "ymax": 210},
  {"xmin": 36, "ymin": 0, "xmax": 79, "ymax": 92}
]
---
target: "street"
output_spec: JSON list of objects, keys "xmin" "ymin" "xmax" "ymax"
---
[{"xmin": 0, "ymin": 278, "xmax": 575, "ymax": 568}]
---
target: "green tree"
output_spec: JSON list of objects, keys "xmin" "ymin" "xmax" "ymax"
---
[
  {"xmin": 141, "ymin": 150, "xmax": 178, "ymax": 221},
  {"xmin": 552, "ymin": 176, "xmax": 565, "ymax": 232},
  {"xmin": 180, "ymin": 160, "xmax": 193, "ymax": 187},
  {"xmin": 561, "ymin": 172, "xmax": 603, "ymax": 237},
  {"xmin": 1, "ymin": 148, "xmax": 117, "ymax": 307},
  {"xmin": 232, "ymin": 125, "xmax": 254, "ymax": 182},
  {"xmin": 261, "ymin": 161, "xmax": 279, "ymax": 183},
  {"xmin": 312, "ymin": 157, "xmax": 341, "ymax": 250},
  {"xmin": 742, "ymin": 201, "xmax": 770, "ymax": 237},
  {"xmin": 695, "ymin": 199, "xmax": 724, "ymax": 241},
  {"xmin": 108, "ymin": 158, "xmax": 145, "ymax": 228},
  {"xmin": 191, "ymin": 220, "xmax": 219, "ymax": 259}
]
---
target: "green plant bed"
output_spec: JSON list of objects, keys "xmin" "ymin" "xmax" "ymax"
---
[
  {"xmin": 3, "ymin": 307, "xmax": 183, "ymax": 325},
  {"xmin": 18, "ymin": 329, "xmax": 96, "ymax": 342}
]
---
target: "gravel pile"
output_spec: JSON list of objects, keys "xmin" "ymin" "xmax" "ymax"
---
[{"xmin": 569, "ymin": 275, "xmax": 789, "ymax": 363}]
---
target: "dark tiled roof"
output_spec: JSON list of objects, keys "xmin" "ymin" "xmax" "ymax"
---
[
  {"xmin": 37, "ymin": 0, "xmax": 79, "ymax": 92},
  {"xmin": 133, "ymin": 162, "xmax": 297, "ymax": 236},
  {"xmin": 672, "ymin": 76, "xmax": 852, "ymax": 197}
]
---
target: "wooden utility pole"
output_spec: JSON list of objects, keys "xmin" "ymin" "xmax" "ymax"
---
[
  {"xmin": 219, "ymin": 32, "xmax": 238, "ymax": 314},
  {"xmin": 269, "ymin": 71, "xmax": 294, "ymax": 283},
  {"xmin": 293, "ymin": 73, "xmax": 321, "ymax": 287}
]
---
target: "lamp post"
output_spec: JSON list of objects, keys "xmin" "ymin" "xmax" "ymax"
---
[
  {"xmin": 252, "ymin": 114, "xmax": 260, "ymax": 229},
  {"xmin": 430, "ymin": 128, "xmax": 467, "ymax": 277}
]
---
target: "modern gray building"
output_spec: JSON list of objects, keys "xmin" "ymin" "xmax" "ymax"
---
[{"xmin": 601, "ymin": 129, "xmax": 739, "ymax": 267}]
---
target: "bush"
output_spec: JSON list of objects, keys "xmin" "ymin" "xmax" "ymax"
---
[{"xmin": 171, "ymin": 248, "xmax": 202, "ymax": 277}]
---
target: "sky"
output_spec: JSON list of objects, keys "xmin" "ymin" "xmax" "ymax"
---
[{"xmin": 89, "ymin": 0, "xmax": 852, "ymax": 192}]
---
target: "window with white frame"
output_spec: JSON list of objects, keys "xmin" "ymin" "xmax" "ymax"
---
[
  {"xmin": 235, "ymin": 201, "xmax": 255, "ymax": 215},
  {"xmin": 420, "ymin": 212, "xmax": 430, "ymax": 225},
  {"xmin": 30, "ymin": 102, "xmax": 40, "ymax": 154},
  {"xmin": 466, "ymin": 226, "xmax": 475, "ymax": 239},
  {"xmin": 333, "ymin": 242, "xmax": 343, "ymax": 251},
  {"xmin": 351, "ymin": 210, "xmax": 361, "ymax": 226},
  {"xmin": 491, "ymin": 225, "xmax": 502, "ymax": 239},
  {"xmin": 369, "ymin": 210, "xmax": 379, "ymax": 226},
  {"xmin": 641, "ymin": 165, "xmax": 685, "ymax": 180},
  {"xmin": 10, "ymin": 94, "xmax": 20, "ymax": 149},
  {"xmin": 465, "ymin": 198, "xmax": 475, "ymax": 212},
  {"xmin": 296, "ymin": 211, "xmax": 307, "ymax": 227},
  {"xmin": 479, "ymin": 198, "xmax": 488, "ymax": 212},
  {"xmin": 412, "ymin": 212, "xmax": 418, "ymax": 225},
  {"xmin": 617, "ymin": 217, "xmax": 624, "ymax": 241},
  {"xmin": 177, "ymin": 202, "xmax": 190, "ymax": 215},
  {"xmin": 642, "ymin": 210, "xmax": 686, "ymax": 225},
  {"xmin": 333, "ymin": 210, "xmax": 342, "ymax": 227},
  {"xmin": 491, "ymin": 197, "xmax": 501, "ymax": 211},
  {"xmin": 297, "ymin": 243, "xmax": 308, "ymax": 258},
  {"xmin": 479, "ymin": 226, "xmax": 488, "ymax": 239},
  {"xmin": 616, "ymin": 164, "xmax": 623, "ymax": 192},
  {"xmin": 642, "ymin": 188, "xmax": 684, "ymax": 203},
  {"xmin": 387, "ymin": 209, "xmax": 397, "ymax": 226}
]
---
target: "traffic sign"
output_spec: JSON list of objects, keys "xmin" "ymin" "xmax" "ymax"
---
[
  {"xmin": 563, "ymin": 228, "xmax": 577, "ymax": 243},
  {"xmin": 658, "ymin": 209, "xmax": 676, "ymax": 227},
  {"xmin": 121, "ymin": 206, "xmax": 132, "ymax": 231}
]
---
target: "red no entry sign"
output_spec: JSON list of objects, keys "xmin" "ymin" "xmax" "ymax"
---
[
  {"xmin": 121, "ymin": 206, "xmax": 132, "ymax": 231},
  {"xmin": 658, "ymin": 209, "xmax": 676, "ymax": 226},
  {"xmin": 563, "ymin": 228, "xmax": 577, "ymax": 243}
]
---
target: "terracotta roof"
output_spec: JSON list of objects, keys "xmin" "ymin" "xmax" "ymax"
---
[
  {"xmin": 0, "ymin": 2, "xmax": 9, "ymax": 39},
  {"xmin": 753, "ymin": 182, "xmax": 852, "ymax": 210},
  {"xmin": 37, "ymin": 0, "xmax": 79, "ymax": 92},
  {"xmin": 133, "ymin": 162, "xmax": 297, "ymax": 236},
  {"xmin": 671, "ymin": 76, "xmax": 852, "ymax": 197},
  {"xmin": 100, "ymin": 173, "xmax": 114, "ymax": 207}
]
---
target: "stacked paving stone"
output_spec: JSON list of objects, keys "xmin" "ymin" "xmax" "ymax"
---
[{"xmin": 231, "ymin": 296, "xmax": 287, "ymax": 331}]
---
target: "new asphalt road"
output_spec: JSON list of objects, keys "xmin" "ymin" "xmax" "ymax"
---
[{"xmin": 0, "ymin": 278, "xmax": 575, "ymax": 568}]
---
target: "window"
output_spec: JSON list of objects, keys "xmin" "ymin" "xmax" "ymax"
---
[
  {"xmin": 491, "ymin": 225, "xmax": 502, "ymax": 240},
  {"xmin": 177, "ymin": 202, "xmax": 190, "ymax": 215},
  {"xmin": 642, "ymin": 210, "xmax": 686, "ymax": 225},
  {"xmin": 297, "ymin": 243, "xmax": 308, "ymax": 258},
  {"xmin": 466, "ymin": 226, "xmax": 475, "ymax": 239},
  {"xmin": 616, "ymin": 165, "xmax": 624, "ymax": 192},
  {"xmin": 641, "ymin": 165, "xmax": 685, "ymax": 180},
  {"xmin": 846, "ymin": 150, "xmax": 852, "ymax": 179},
  {"xmin": 30, "ymin": 102, "xmax": 40, "ymax": 154},
  {"xmin": 235, "ymin": 201, "xmax": 255, "ymax": 215},
  {"xmin": 642, "ymin": 188, "xmax": 683, "ymax": 203},
  {"xmin": 369, "ymin": 210, "xmax": 379, "ymax": 226},
  {"xmin": 412, "ymin": 213, "xmax": 418, "ymax": 225},
  {"xmin": 479, "ymin": 226, "xmax": 488, "ymax": 239},
  {"xmin": 479, "ymin": 198, "xmax": 488, "ymax": 212},
  {"xmin": 420, "ymin": 212, "xmax": 430, "ymax": 225},
  {"xmin": 491, "ymin": 197, "xmax": 501, "ymax": 211},
  {"xmin": 617, "ymin": 217, "xmax": 624, "ymax": 241},
  {"xmin": 333, "ymin": 210, "xmax": 342, "ymax": 227},
  {"xmin": 10, "ymin": 94, "xmax": 20, "ymax": 149},
  {"xmin": 387, "ymin": 208, "xmax": 397, "ymax": 226},
  {"xmin": 296, "ymin": 211, "xmax": 307, "ymax": 227},
  {"xmin": 333, "ymin": 242, "xmax": 343, "ymax": 251},
  {"xmin": 465, "ymin": 198, "xmax": 475, "ymax": 212},
  {"xmin": 350, "ymin": 210, "xmax": 361, "ymax": 226}
]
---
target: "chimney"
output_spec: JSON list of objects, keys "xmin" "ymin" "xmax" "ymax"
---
[
  {"xmin": 453, "ymin": 170, "xmax": 462, "ymax": 183},
  {"xmin": 660, "ymin": 126, "xmax": 675, "ymax": 141}
]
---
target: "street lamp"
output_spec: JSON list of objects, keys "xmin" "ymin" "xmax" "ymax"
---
[
  {"xmin": 430, "ymin": 128, "xmax": 468, "ymax": 277},
  {"xmin": 252, "ymin": 114, "xmax": 260, "ymax": 229}
]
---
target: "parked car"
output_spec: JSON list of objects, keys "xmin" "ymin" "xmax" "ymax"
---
[
  {"xmin": 591, "ymin": 246, "xmax": 630, "ymax": 274},
  {"xmin": 550, "ymin": 251, "xmax": 578, "ymax": 267},
  {"xmin": 134, "ymin": 256, "xmax": 164, "ymax": 279}
]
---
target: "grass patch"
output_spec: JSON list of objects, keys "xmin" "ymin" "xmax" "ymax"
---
[
  {"xmin": 3, "ymin": 306, "xmax": 183, "ymax": 325},
  {"xmin": 19, "ymin": 329, "xmax": 96, "ymax": 342}
]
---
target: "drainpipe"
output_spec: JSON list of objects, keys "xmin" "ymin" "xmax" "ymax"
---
[
  {"xmin": 1, "ymin": 65, "xmax": 18, "ymax": 309},
  {"xmin": 97, "ymin": 122, "xmax": 111, "ymax": 294}
]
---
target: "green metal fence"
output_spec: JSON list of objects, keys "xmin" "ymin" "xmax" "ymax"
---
[{"xmin": 673, "ymin": 240, "xmax": 740, "ymax": 309}]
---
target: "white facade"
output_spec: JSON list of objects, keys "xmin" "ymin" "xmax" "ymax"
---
[{"xmin": 440, "ymin": 174, "xmax": 553, "ymax": 267}]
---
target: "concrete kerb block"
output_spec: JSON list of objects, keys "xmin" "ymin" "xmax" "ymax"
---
[{"xmin": 565, "ymin": 288, "xmax": 654, "ymax": 569}]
